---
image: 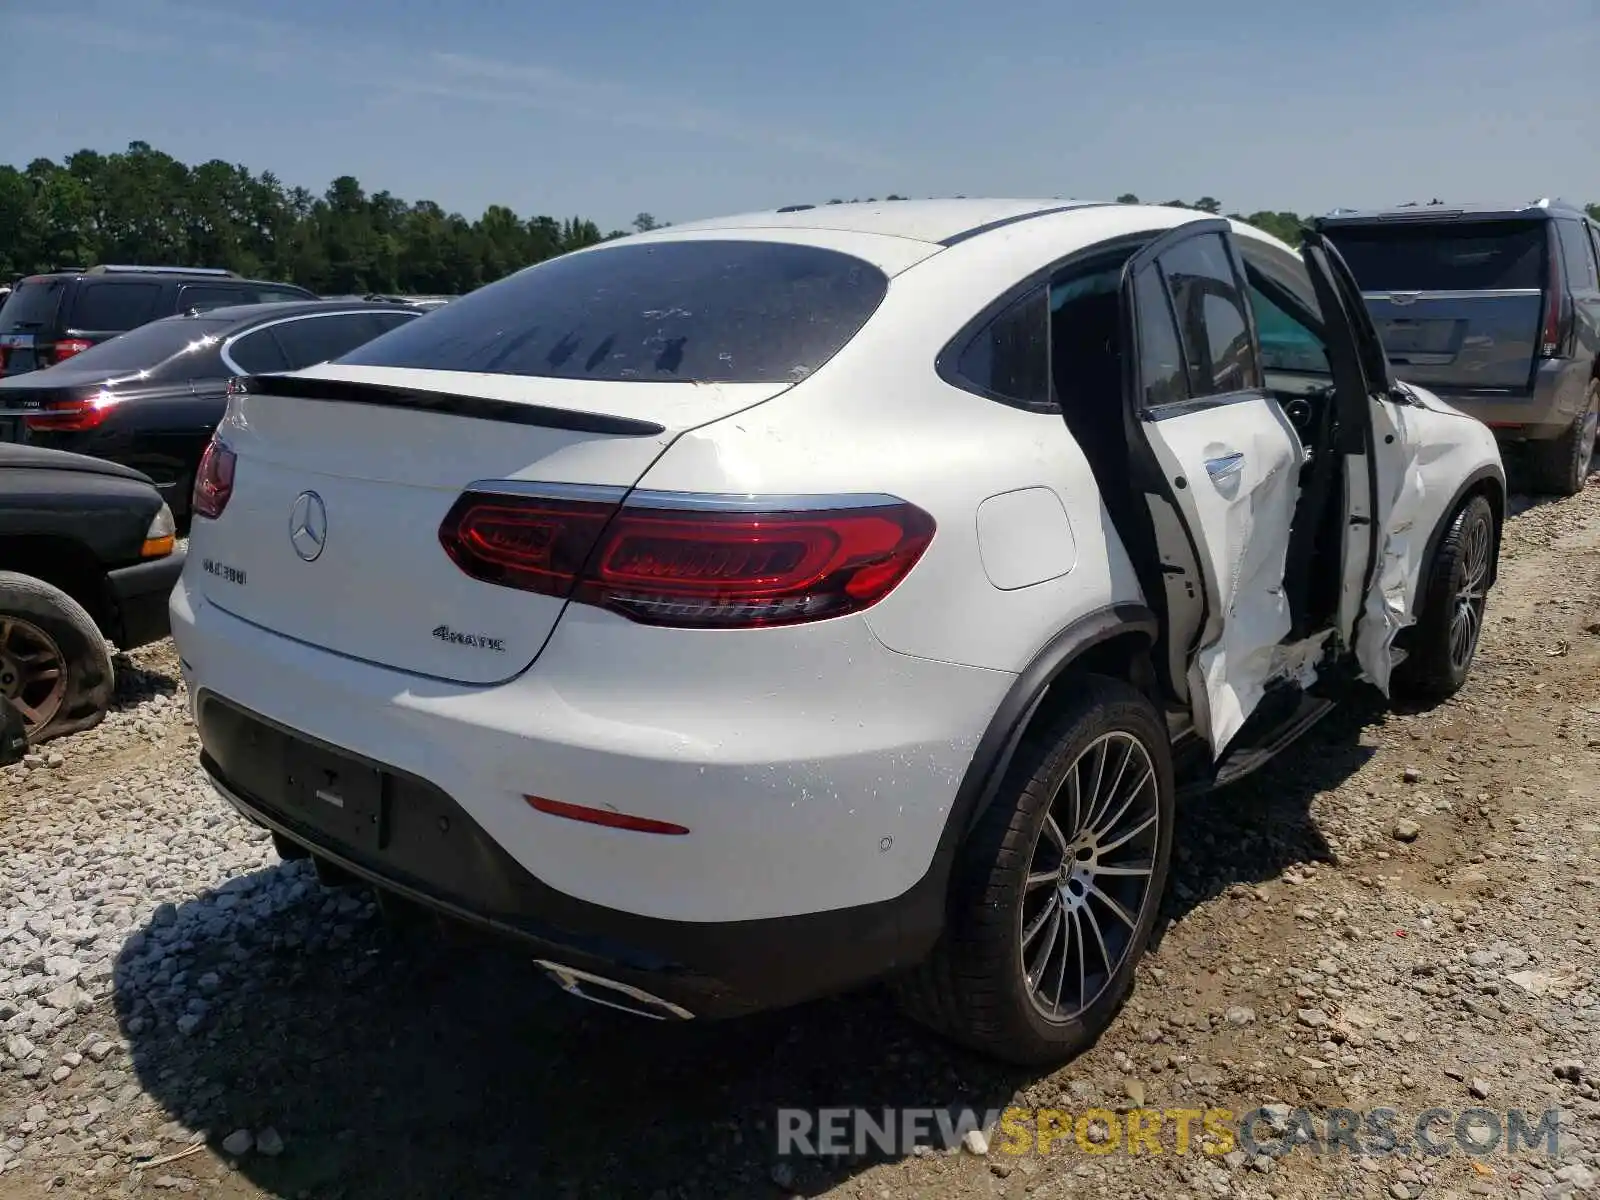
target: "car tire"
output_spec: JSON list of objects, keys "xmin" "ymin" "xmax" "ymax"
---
[
  {"xmin": 1392, "ymin": 494, "xmax": 1496, "ymax": 705},
  {"xmin": 1526, "ymin": 381, "xmax": 1598, "ymax": 497},
  {"xmin": 894, "ymin": 675, "xmax": 1174, "ymax": 1065},
  {"xmin": 0, "ymin": 571, "xmax": 114, "ymax": 745}
]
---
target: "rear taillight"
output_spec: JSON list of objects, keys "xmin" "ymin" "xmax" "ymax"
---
[
  {"xmin": 1540, "ymin": 231, "xmax": 1566, "ymax": 358},
  {"xmin": 192, "ymin": 438, "xmax": 236, "ymax": 520},
  {"xmin": 51, "ymin": 339, "xmax": 92, "ymax": 364},
  {"xmin": 438, "ymin": 491, "xmax": 936, "ymax": 628},
  {"xmin": 23, "ymin": 390, "xmax": 118, "ymax": 432}
]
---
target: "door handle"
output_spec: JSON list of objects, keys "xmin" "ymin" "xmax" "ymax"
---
[{"xmin": 1205, "ymin": 451, "xmax": 1245, "ymax": 481}]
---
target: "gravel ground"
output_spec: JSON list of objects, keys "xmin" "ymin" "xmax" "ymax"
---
[{"xmin": 2, "ymin": 479, "xmax": 1599, "ymax": 1200}]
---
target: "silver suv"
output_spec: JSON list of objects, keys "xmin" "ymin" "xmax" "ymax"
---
[{"xmin": 1317, "ymin": 200, "xmax": 1600, "ymax": 495}]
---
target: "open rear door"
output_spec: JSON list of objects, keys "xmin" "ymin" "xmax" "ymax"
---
[
  {"xmin": 1298, "ymin": 231, "xmax": 1417, "ymax": 694},
  {"xmin": 1117, "ymin": 220, "xmax": 1304, "ymax": 754}
]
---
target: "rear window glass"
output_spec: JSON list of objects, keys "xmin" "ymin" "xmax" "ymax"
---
[
  {"xmin": 48, "ymin": 318, "xmax": 230, "ymax": 375},
  {"xmin": 338, "ymin": 240, "xmax": 890, "ymax": 383},
  {"xmin": 71, "ymin": 282, "xmax": 164, "ymax": 332},
  {"xmin": 0, "ymin": 280, "xmax": 66, "ymax": 331},
  {"xmin": 1322, "ymin": 221, "xmax": 1547, "ymax": 292}
]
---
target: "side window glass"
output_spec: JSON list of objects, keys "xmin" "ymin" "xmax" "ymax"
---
[
  {"xmin": 1157, "ymin": 233, "xmax": 1261, "ymax": 396},
  {"xmin": 252, "ymin": 287, "xmax": 312, "ymax": 304},
  {"xmin": 227, "ymin": 328, "xmax": 290, "ymax": 374},
  {"xmin": 955, "ymin": 286, "xmax": 1052, "ymax": 411},
  {"xmin": 1589, "ymin": 225, "xmax": 1600, "ymax": 281},
  {"xmin": 1132, "ymin": 267, "xmax": 1189, "ymax": 409},
  {"xmin": 179, "ymin": 285, "xmax": 248, "ymax": 314},
  {"xmin": 1556, "ymin": 220, "xmax": 1599, "ymax": 292},
  {"xmin": 1246, "ymin": 284, "xmax": 1330, "ymax": 374},
  {"xmin": 71, "ymin": 282, "xmax": 163, "ymax": 332},
  {"xmin": 272, "ymin": 315, "xmax": 376, "ymax": 369},
  {"xmin": 363, "ymin": 312, "xmax": 419, "ymax": 337}
]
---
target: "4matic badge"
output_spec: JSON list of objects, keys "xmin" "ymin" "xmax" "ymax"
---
[{"xmin": 432, "ymin": 625, "xmax": 507, "ymax": 653}]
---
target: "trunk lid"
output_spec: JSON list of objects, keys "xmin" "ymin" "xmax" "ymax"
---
[
  {"xmin": 191, "ymin": 365, "xmax": 792, "ymax": 684},
  {"xmin": 1357, "ymin": 292, "xmax": 1543, "ymax": 391},
  {"xmin": 1320, "ymin": 217, "xmax": 1548, "ymax": 393}
]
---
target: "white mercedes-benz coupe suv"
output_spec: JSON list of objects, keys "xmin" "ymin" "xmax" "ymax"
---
[{"xmin": 171, "ymin": 200, "xmax": 1504, "ymax": 1064}]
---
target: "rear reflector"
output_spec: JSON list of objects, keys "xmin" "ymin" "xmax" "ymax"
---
[
  {"xmin": 192, "ymin": 437, "xmax": 236, "ymax": 520},
  {"xmin": 439, "ymin": 491, "xmax": 936, "ymax": 628},
  {"xmin": 52, "ymin": 339, "xmax": 92, "ymax": 364},
  {"xmin": 525, "ymin": 795, "xmax": 689, "ymax": 835}
]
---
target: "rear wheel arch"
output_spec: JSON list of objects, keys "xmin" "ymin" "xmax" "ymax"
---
[{"xmin": 949, "ymin": 605, "xmax": 1161, "ymax": 845}]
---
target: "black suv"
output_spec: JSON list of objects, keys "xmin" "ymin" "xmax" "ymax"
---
[{"xmin": 0, "ymin": 265, "xmax": 316, "ymax": 379}]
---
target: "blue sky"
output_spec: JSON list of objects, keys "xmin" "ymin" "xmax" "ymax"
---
[{"xmin": 6, "ymin": 0, "xmax": 1596, "ymax": 231}]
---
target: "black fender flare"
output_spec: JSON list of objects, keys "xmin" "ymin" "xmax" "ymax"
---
[
  {"xmin": 918, "ymin": 602, "xmax": 1159, "ymax": 894},
  {"xmin": 1410, "ymin": 464, "xmax": 1506, "ymax": 617}
]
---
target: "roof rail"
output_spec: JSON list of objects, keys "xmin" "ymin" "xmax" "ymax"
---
[{"xmin": 84, "ymin": 264, "xmax": 241, "ymax": 277}]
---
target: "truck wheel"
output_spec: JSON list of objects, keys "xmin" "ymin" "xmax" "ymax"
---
[
  {"xmin": 1526, "ymin": 381, "xmax": 1598, "ymax": 497},
  {"xmin": 1393, "ymin": 495, "xmax": 1496, "ymax": 704},
  {"xmin": 893, "ymin": 675, "xmax": 1174, "ymax": 1065},
  {"xmin": 0, "ymin": 571, "xmax": 114, "ymax": 744}
]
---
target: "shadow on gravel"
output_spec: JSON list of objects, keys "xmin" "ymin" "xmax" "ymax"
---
[
  {"xmin": 108, "ymin": 652, "xmax": 180, "ymax": 713},
  {"xmin": 110, "ymin": 694, "xmax": 1391, "ymax": 1200},
  {"xmin": 112, "ymin": 877, "xmax": 1031, "ymax": 1200},
  {"xmin": 1153, "ymin": 689, "xmax": 1389, "ymax": 953}
]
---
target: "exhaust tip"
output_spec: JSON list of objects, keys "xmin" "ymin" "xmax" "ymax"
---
[{"xmin": 535, "ymin": 960, "xmax": 695, "ymax": 1021}]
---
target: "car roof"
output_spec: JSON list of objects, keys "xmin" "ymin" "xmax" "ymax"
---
[
  {"xmin": 1318, "ymin": 198, "xmax": 1588, "ymax": 225},
  {"xmin": 16, "ymin": 267, "xmax": 295, "ymax": 284},
  {"xmin": 639, "ymin": 199, "xmax": 1123, "ymax": 246}
]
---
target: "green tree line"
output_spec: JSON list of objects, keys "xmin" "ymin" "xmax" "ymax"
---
[
  {"xmin": 2, "ymin": 143, "xmax": 1597, "ymax": 295},
  {"xmin": 0, "ymin": 142, "xmax": 622, "ymax": 295}
]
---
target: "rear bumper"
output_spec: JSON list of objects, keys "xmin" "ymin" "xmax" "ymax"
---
[
  {"xmin": 1426, "ymin": 360, "xmax": 1588, "ymax": 440},
  {"xmin": 105, "ymin": 549, "xmax": 184, "ymax": 650},
  {"xmin": 170, "ymin": 578, "xmax": 1008, "ymax": 922},
  {"xmin": 198, "ymin": 694, "xmax": 947, "ymax": 1018}
]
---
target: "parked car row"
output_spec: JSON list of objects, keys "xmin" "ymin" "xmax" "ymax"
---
[
  {"xmin": 0, "ymin": 265, "xmax": 317, "ymax": 378},
  {"xmin": 0, "ymin": 264, "xmax": 428, "ymax": 755},
  {"xmin": 0, "ymin": 300, "xmax": 421, "ymax": 514}
]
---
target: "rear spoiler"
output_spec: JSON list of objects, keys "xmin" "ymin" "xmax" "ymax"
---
[{"xmin": 240, "ymin": 373, "xmax": 667, "ymax": 437}]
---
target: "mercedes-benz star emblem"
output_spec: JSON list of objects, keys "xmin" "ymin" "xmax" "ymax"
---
[{"xmin": 289, "ymin": 491, "xmax": 327, "ymax": 562}]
